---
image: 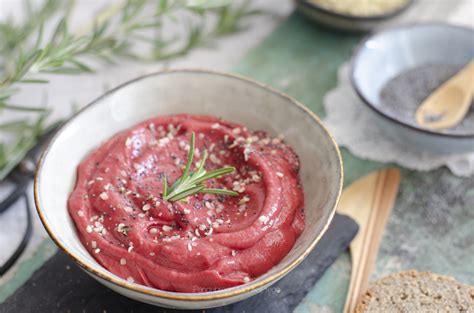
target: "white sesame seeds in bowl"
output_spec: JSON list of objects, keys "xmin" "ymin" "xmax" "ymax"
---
[{"xmin": 34, "ymin": 69, "xmax": 342, "ymax": 309}]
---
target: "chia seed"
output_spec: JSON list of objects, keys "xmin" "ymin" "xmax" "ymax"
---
[{"xmin": 379, "ymin": 64, "xmax": 474, "ymax": 135}]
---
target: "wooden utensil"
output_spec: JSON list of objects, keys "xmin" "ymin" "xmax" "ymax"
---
[
  {"xmin": 338, "ymin": 168, "xmax": 401, "ymax": 313},
  {"xmin": 415, "ymin": 60, "xmax": 474, "ymax": 130}
]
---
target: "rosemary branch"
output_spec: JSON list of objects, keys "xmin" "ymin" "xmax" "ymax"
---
[
  {"xmin": 163, "ymin": 132, "xmax": 238, "ymax": 202},
  {"xmin": 0, "ymin": 0, "xmax": 261, "ymax": 180}
]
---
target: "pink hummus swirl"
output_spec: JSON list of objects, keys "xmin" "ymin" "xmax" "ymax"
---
[{"xmin": 68, "ymin": 114, "xmax": 305, "ymax": 292}]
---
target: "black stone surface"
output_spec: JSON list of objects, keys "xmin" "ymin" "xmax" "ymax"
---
[{"xmin": 1, "ymin": 213, "xmax": 357, "ymax": 313}]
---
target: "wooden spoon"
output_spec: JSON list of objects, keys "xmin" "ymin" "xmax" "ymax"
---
[
  {"xmin": 415, "ymin": 60, "xmax": 474, "ymax": 130},
  {"xmin": 338, "ymin": 169, "xmax": 401, "ymax": 313}
]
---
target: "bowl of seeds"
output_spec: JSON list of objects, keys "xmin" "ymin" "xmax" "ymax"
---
[
  {"xmin": 294, "ymin": 0, "xmax": 413, "ymax": 32},
  {"xmin": 351, "ymin": 23, "xmax": 474, "ymax": 154}
]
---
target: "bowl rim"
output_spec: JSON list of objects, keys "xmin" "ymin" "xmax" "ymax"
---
[
  {"xmin": 295, "ymin": 0, "xmax": 414, "ymax": 22},
  {"xmin": 34, "ymin": 68, "xmax": 344, "ymax": 302},
  {"xmin": 350, "ymin": 22, "xmax": 474, "ymax": 139}
]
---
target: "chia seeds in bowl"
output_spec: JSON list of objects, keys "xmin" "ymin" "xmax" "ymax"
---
[{"xmin": 379, "ymin": 64, "xmax": 474, "ymax": 136}]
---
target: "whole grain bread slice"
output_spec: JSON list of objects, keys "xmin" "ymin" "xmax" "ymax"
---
[{"xmin": 355, "ymin": 270, "xmax": 474, "ymax": 313}]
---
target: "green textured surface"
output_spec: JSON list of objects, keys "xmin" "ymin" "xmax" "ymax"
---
[
  {"xmin": 2, "ymin": 12, "xmax": 473, "ymax": 313},
  {"xmin": 0, "ymin": 239, "xmax": 56, "ymax": 302}
]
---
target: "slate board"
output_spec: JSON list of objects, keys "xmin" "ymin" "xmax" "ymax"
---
[{"xmin": 0, "ymin": 214, "xmax": 357, "ymax": 313}]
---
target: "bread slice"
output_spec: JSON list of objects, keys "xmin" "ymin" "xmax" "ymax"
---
[{"xmin": 355, "ymin": 270, "xmax": 474, "ymax": 313}]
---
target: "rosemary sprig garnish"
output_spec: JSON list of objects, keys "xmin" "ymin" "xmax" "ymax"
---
[
  {"xmin": 163, "ymin": 132, "xmax": 238, "ymax": 202},
  {"xmin": 0, "ymin": 0, "xmax": 262, "ymax": 180}
]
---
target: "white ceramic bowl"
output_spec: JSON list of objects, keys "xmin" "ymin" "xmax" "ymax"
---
[
  {"xmin": 34, "ymin": 69, "xmax": 343, "ymax": 309},
  {"xmin": 351, "ymin": 23, "xmax": 474, "ymax": 154},
  {"xmin": 294, "ymin": 0, "xmax": 413, "ymax": 32}
]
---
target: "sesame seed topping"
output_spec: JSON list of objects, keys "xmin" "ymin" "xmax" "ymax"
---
[
  {"xmin": 99, "ymin": 192, "xmax": 109, "ymax": 200},
  {"xmin": 91, "ymin": 241, "xmax": 97, "ymax": 249},
  {"xmin": 211, "ymin": 123, "xmax": 220, "ymax": 129},
  {"xmin": 117, "ymin": 223, "xmax": 129, "ymax": 236},
  {"xmin": 127, "ymin": 277, "xmax": 134, "ymax": 283},
  {"xmin": 243, "ymin": 277, "xmax": 250, "ymax": 283},
  {"xmin": 162, "ymin": 225, "xmax": 173, "ymax": 232},
  {"xmin": 142, "ymin": 204, "xmax": 151, "ymax": 211},
  {"xmin": 86, "ymin": 225, "xmax": 93, "ymax": 233},
  {"xmin": 276, "ymin": 172, "xmax": 284, "ymax": 178},
  {"xmin": 120, "ymin": 258, "xmax": 127, "ymax": 265},
  {"xmin": 94, "ymin": 248, "xmax": 101, "ymax": 254}
]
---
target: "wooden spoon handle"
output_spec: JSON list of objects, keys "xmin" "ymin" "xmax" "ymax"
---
[{"xmin": 342, "ymin": 169, "xmax": 400, "ymax": 313}]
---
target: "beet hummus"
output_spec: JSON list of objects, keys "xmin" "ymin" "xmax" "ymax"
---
[{"xmin": 68, "ymin": 114, "xmax": 305, "ymax": 292}]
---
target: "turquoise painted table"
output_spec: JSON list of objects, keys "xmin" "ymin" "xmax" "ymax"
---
[{"xmin": 1, "ymin": 13, "xmax": 473, "ymax": 313}]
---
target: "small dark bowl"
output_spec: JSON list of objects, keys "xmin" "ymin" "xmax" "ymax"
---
[{"xmin": 294, "ymin": 0, "xmax": 413, "ymax": 32}]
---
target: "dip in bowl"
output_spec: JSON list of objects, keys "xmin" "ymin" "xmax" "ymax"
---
[{"xmin": 35, "ymin": 69, "xmax": 342, "ymax": 309}]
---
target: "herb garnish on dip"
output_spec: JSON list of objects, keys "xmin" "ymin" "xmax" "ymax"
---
[{"xmin": 68, "ymin": 114, "xmax": 305, "ymax": 292}]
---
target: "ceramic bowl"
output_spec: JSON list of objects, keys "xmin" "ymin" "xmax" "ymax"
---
[
  {"xmin": 294, "ymin": 0, "xmax": 413, "ymax": 32},
  {"xmin": 34, "ymin": 69, "xmax": 343, "ymax": 309},
  {"xmin": 351, "ymin": 23, "xmax": 474, "ymax": 154}
]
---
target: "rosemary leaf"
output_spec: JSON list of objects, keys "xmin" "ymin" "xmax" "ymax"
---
[{"xmin": 163, "ymin": 132, "xmax": 238, "ymax": 202}]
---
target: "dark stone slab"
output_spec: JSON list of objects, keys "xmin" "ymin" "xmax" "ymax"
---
[{"xmin": 0, "ymin": 213, "xmax": 357, "ymax": 313}]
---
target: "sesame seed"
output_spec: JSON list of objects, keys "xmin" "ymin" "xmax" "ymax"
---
[
  {"xmin": 232, "ymin": 128, "xmax": 241, "ymax": 134},
  {"xmin": 209, "ymin": 154, "xmax": 220, "ymax": 164},
  {"xmin": 117, "ymin": 223, "xmax": 129, "ymax": 236},
  {"xmin": 183, "ymin": 208, "xmax": 191, "ymax": 214},
  {"xmin": 243, "ymin": 277, "xmax": 250, "ymax": 283},
  {"xmin": 120, "ymin": 258, "xmax": 127, "ymax": 265},
  {"xmin": 94, "ymin": 248, "xmax": 101, "ymax": 254},
  {"xmin": 187, "ymin": 242, "xmax": 192, "ymax": 251},
  {"xmin": 149, "ymin": 228, "xmax": 158, "ymax": 234},
  {"xmin": 211, "ymin": 123, "xmax": 220, "ymax": 129},
  {"xmin": 162, "ymin": 225, "xmax": 173, "ymax": 232},
  {"xmin": 276, "ymin": 172, "xmax": 284, "ymax": 178},
  {"xmin": 91, "ymin": 241, "xmax": 97, "ymax": 249},
  {"xmin": 239, "ymin": 196, "xmax": 250, "ymax": 205},
  {"xmin": 128, "ymin": 246, "xmax": 134, "ymax": 253},
  {"xmin": 231, "ymin": 250, "xmax": 237, "ymax": 256},
  {"xmin": 142, "ymin": 204, "xmax": 151, "ymax": 211},
  {"xmin": 99, "ymin": 192, "xmax": 109, "ymax": 200},
  {"xmin": 124, "ymin": 206, "xmax": 133, "ymax": 213},
  {"xmin": 199, "ymin": 224, "xmax": 207, "ymax": 231},
  {"xmin": 258, "ymin": 215, "xmax": 267, "ymax": 223},
  {"xmin": 86, "ymin": 225, "xmax": 93, "ymax": 233},
  {"xmin": 78, "ymin": 210, "xmax": 85, "ymax": 217},
  {"xmin": 127, "ymin": 277, "xmax": 134, "ymax": 283}
]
